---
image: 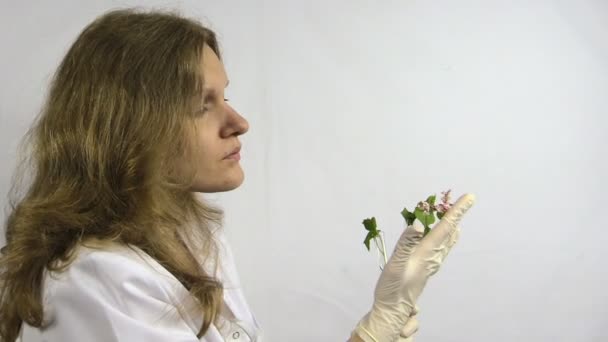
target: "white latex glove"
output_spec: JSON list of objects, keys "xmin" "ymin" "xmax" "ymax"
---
[
  {"xmin": 352, "ymin": 193, "xmax": 475, "ymax": 342},
  {"xmin": 396, "ymin": 305, "xmax": 419, "ymax": 342}
]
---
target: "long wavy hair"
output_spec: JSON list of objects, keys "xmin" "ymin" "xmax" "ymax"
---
[{"xmin": 0, "ymin": 8, "xmax": 226, "ymax": 341}]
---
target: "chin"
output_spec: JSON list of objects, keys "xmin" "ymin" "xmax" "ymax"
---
[
  {"xmin": 221, "ymin": 175, "xmax": 245, "ymax": 192},
  {"xmin": 191, "ymin": 169, "xmax": 245, "ymax": 193}
]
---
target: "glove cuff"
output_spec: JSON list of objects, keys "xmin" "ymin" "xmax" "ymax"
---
[{"xmin": 352, "ymin": 308, "xmax": 406, "ymax": 342}]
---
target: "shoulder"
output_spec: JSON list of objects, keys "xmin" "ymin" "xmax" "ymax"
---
[
  {"xmin": 18, "ymin": 242, "xmax": 210, "ymax": 341},
  {"xmin": 47, "ymin": 242, "xmax": 183, "ymax": 301},
  {"xmin": 20, "ymin": 242, "xmax": 208, "ymax": 341},
  {"xmin": 39, "ymin": 242, "xmax": 202, "ymax": 335}
]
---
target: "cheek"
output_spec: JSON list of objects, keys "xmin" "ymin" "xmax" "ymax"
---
[
  {"xmin": 191, "ymin": 127, "xmax": 220, "ymax": 170},
  {"xmin": 177, "ymin": 124, "xmax": 210, "ymax": 176}
]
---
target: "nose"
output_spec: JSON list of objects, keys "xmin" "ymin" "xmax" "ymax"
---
[{"xmin": 221, "ymin": 103, "xmax": 249, "ymax": 138}]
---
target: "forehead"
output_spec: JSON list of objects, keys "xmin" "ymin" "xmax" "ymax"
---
[{"xmin": 201, "ymin": 44, "xmax": 227, "ymax": 91}]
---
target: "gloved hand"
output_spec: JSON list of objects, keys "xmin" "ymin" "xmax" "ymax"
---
[
  {"xmin": 352, "ymin": 193, "xmax": 475, "ymax": 342},
  {"xmin": 396, "ymin": 305, "xmax": 419, "ymax": 342}
]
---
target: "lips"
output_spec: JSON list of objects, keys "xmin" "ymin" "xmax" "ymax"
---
[{"xmin": 224, "ymin": 145, "xmax": 241, "ymax": 159}]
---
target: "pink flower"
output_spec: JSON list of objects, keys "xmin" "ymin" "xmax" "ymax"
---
[
  {"xmin": 441, "ymin": 189, "xmax": 452, "ymax": 205},
  {"xmin": 435, "ymin": 202, "xmax": 452, "ymax": 213}
]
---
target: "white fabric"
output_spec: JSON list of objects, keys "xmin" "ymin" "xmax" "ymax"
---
[{"xmin": 17, "ymin": 229, "xmax": 263, "ymax": 342}]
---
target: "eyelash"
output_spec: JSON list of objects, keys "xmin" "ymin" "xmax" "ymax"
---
[{"xmin": 201, "ymin": 98, "xmax": 230, "ymax": 113}]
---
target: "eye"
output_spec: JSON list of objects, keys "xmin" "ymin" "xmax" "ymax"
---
[
  {"xmin": 195, "ymin": 106, "xmax": 209, "ymax": 115},
  {"xmin": 195, "ymin": 96, "xmax": 229, "ymax": 115}
]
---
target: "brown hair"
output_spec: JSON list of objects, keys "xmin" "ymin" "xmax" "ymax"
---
[{"xmin": 1, "ymin": 8, "xmax": 225, "ymax": 340}]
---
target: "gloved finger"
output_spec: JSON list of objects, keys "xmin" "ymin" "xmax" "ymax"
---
[
  {"xmin": 396, "ymin": 336, "xmax": 414, "ymax": 342},
  {"xmin": 387, "ymin": 221, "xmax": 425, "ymax": 263},
  {"xmin": 436, "ymin": 226, "xmax": 460, "ymax": 263},
  {"xmin": 399, "ymin": 315, "xmax": 419, "ymax": 338},
  {"xmin": 423, "ymin": 225, "xmax": 462, "ymax": 277},
  {"xmin": 447, "ymin": 226, "xmax": 460, "ymax": 249},
  {"xmin": 411, "ymin": 304, "xmax": 420, "ymax": 316},
  {"xmin": 422, "ymin": 193, "xmax": 475, "ymax": 248}
]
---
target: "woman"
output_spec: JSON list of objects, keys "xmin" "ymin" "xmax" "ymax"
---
[{"xmin": 0, "ymin": 9, "xmax": 475, "ymax": 342}]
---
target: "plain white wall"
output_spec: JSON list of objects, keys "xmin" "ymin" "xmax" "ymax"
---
[{"xmin": 1, "ymin": 1, "xmax": 606, "ymax": 341}]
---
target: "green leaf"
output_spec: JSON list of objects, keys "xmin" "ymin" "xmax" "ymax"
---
[
  {"xmin": 415, "ymin": 208, "xmax": 436, "ymax": 227},
  {"xmin": 423, "ymin": 226, "xmax": 431, "ymax": 237},
  {"xmin": 401, "ymin": 207, "xmax": 417, "ymax": 226},
  {"xmin": 427, "ymin": 194, "xmax": 437, "ymax": 206},
  {"xmin": 437, "ymin": 211, "xmax": 445, "ymax": 220},
  {"xmin": 362, "ymin": 217, "xmax": 377, "ymax": 233},
  {"xmin": 364, "ymin": 231, "xmax": 379, "ymax": 251},
  {"xmin": 426, "ymin": 212, "xmax": 436, "ymax": 225},
  {"xmin": 414, "ymin": 207, "xmax": 426, "ymax": 223}
]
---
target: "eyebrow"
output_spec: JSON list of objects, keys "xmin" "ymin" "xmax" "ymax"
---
[
  {"xmin": 203, "ymin": 80, "xmax": 230, "ymax": 93},
  {"xmin": 203, "ymin": 81, "xmax": 229, "ymax": 105}
]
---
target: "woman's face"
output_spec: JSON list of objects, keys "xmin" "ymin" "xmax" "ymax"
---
[{"xmin": 185, "ymin": 44, "xmax": 249, "ymax": 193}]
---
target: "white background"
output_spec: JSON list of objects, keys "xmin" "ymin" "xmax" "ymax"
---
[{"xmin": 1, "ymin": 1, "xmax": 607, "ymax": 341}]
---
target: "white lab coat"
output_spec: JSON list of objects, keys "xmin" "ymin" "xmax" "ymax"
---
[{"xmin": 17, "ymin": 228, "xmax": 263, "ymax": 342}]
